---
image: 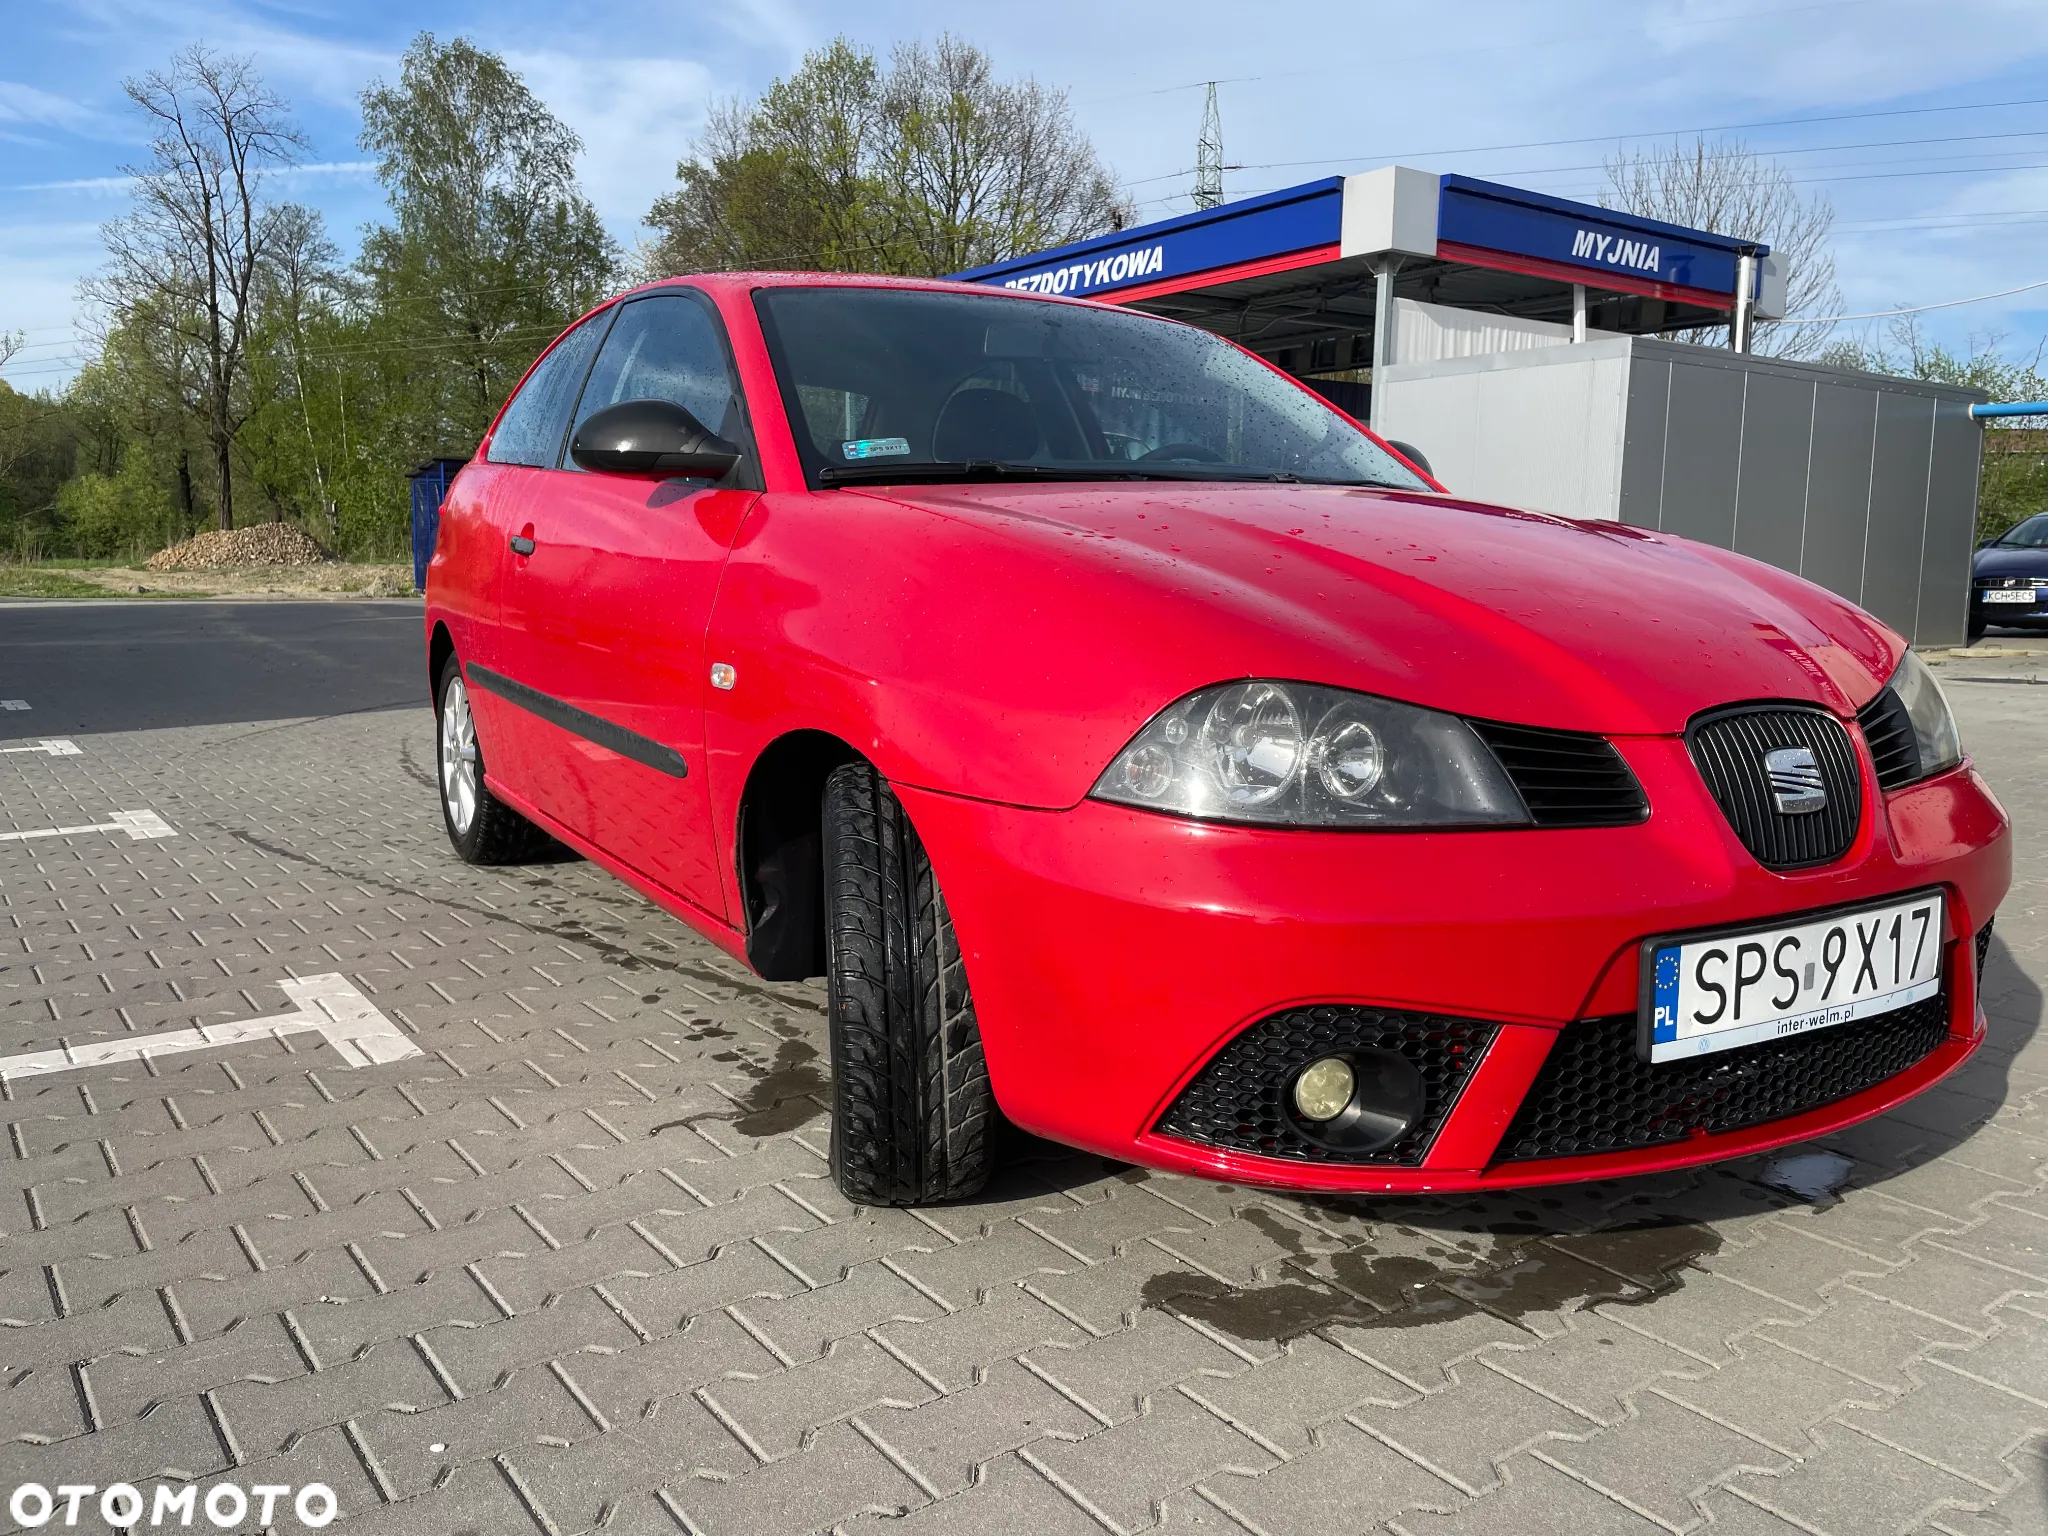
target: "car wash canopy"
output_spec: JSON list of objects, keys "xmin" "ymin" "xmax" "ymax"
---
[{"xmin": 950, "ymin": 168, "xmax": 1780, "ymax": 380}]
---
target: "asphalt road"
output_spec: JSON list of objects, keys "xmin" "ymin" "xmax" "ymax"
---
[
  {"xmin": 0, "ymin": 600, "xmax": 424, "ymax": 735},
  {"xmin": 0, "ymin": 604, "xmax": 2041, "ymax": 1536}
]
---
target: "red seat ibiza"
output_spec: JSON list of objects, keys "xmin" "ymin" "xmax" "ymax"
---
[{"xmin": 425, "ymin": 273, "xmax": 2010, "ymax": 1206}]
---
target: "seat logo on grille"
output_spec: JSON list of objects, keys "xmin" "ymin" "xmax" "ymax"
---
[{"xmin": 1763, "ymin": 746, "xmax": 1827, "ymax": 815}]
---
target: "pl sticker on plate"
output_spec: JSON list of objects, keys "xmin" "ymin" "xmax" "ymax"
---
[{"xmin": 842, "ymin": 437, "xmax": 910, "ymax": 460}]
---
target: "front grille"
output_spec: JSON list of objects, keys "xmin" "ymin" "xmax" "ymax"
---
[
  {"xmin": 1154, "ymin": 1005, "xmax": 1496, "ymax": 1165},
  {"xmin": 1976, "ymin": 919, "xmax": 1994, "ymax": 981},
  {"xmin": 1688, "ymin": 705, "xmax": 1862, "ymax": 869},
  {"xmin": 1855, "ymin": 688, "xmax": 1920, "ymax": 791},
  {"xmin": 1468, "ymin": 720, "xmax": 1648, "ymax": 828},
  {"xmin": 1495, "ymin": 989, "xmax": 1949, "ymax": 1162}
]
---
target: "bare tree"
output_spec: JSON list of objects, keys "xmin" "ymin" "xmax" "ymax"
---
[
  {"xmin": 1603, "ymin": 135, "xmax": 1841, "ymax": 359},
  {"xmin": 88, "ymin": 46, "xmax": 305, "ymax": 529},
  {"xmin": 879, "ymin": 35, "xmax": 1131, "ymax": 276},
  {"xmin": 0, "ymin": 332, "xmax": 20, "ymax": 370}
]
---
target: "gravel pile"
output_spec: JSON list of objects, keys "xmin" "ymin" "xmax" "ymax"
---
[{"xmin": 146, "ymin": 523, "xmax": 333, "ymax": 572}]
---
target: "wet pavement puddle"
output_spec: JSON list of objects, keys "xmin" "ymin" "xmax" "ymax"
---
[
  {"xmin": 1757, "ymin": 1150, "xmax": 1856, "ymax": 1205},
  {"xmin": 1140, "ymin": 1203, "xmax": 1723, "ymax": 1344}
]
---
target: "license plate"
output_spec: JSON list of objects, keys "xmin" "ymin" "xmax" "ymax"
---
[
  {"xmin": 1640, "ymin": 890, "xmax": 1945, "ymax": 1063},
  {"xmin": 1983, "ymin": 589, "xmax": 2036, "ymax": 604}
]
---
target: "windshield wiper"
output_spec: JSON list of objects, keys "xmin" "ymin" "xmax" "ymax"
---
[
  {"xmin": 819, "ymin": 460, "xmax": 1341, "ymax": 488},
  {"xmin": 818, "ymin": 461, "xmax": 1147, "ymax": 487}
]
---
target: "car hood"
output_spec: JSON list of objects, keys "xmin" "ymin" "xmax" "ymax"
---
[
  {"xmin": 1973, "ymin": 545, "xmax": 2048, "ymax": 577},
  {"xmin": 865, "ymin": 480, "xmax": 1903, "ymax": 737}
]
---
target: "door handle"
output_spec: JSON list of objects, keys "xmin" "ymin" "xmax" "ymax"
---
[{"xmin": 509, "ymin": 534, "xmax": 536, "ymax": 556}]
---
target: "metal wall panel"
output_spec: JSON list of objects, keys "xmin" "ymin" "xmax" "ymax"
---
[
  {"xmin": 1617, "ymin": 356, "xmax": 1671, "ymax": 528},
  {"xmin": 1732, "ymin": 369, "xmax": 1814, "ymax": 575},
  {"xmin": 1916, "ymin": 398, "xmax": 1987, "ymax": 646},
  {"xmin": 1375, "ymin": 340, "xmax": 1633, "ymax": 520},
  {"xmin": 1861, "ymin": 392, "xmax": 1936, "ymax": 637},
  {"xmin": 1799, "ymin": 383, "xmax": 1878, "ymax": 605},
  {"xmin": 1659, "ymin": 360, "xmax": 1744, "ymax": 546}
]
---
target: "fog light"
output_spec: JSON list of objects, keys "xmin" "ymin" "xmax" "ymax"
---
[
  {"xmin": 1288, "ymin": 1047, "xmax": 1426, "ymax": 1154},
  {"xmin": 1292, "ymin": 1056, "xmax": 1356, "ymax": 1121}
]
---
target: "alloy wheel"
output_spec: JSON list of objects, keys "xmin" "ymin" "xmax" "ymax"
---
[{"xmin": 440, "ymin": 676, "xmax": 479, "ymax": 835}]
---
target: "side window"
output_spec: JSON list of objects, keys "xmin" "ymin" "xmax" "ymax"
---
[
  {"xmin": 569, "ymin": 294, "xmax": 751, "ymax": 471},
  {"xmin": 486, "ymin": 310, "xmax": 611, "ymax": 467}
]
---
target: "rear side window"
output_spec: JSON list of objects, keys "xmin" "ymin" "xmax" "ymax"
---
[
  {"xmin": 569, "ymin": 294, "xmax": 751, "ymax": 457},
  {"xmin": 487, "ymin": 311, "xmax": 612, "ymax": 467}
]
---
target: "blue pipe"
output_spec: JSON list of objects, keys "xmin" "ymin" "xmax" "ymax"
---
[{"xmin": 1970, "ymin": 401, "xmax": 2048, "ymax": 419}]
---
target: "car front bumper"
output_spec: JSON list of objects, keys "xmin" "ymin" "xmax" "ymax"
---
[{"xmin": 896, "ymin": 734, "xmax": 2010, "ymax": 1192}]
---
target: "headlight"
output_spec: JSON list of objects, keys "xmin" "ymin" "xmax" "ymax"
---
[
  {"xmin": 1883, "ymin": 650, "xmax": 1963, "ymax": 781},
  {"xmin": 1090, "ymin": 681, "xmax": 1530, "ymax": 828}
]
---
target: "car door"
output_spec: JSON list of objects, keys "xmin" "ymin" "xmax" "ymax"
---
[
  {"xmin": 460, "ymin": 306, "xmax": 613, "ymax": 795},
  {"xmin": 495, "ymin": 290, "xmax": 756, "ymax": 920}
]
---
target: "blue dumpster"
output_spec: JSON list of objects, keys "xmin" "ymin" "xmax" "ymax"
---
[{"xmin": 408, "ymin": 458, "xmax": 470, "ymax": 592}]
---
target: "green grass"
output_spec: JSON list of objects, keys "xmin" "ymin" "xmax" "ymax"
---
[{"xmin": 0, "ymin": 567, "xmax": 117, "ymax": 598}]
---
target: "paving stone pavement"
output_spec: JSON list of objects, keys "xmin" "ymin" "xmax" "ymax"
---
[{"xmin": 0, "ymin": 613, "xmax": 2044, "ymax": 1536}]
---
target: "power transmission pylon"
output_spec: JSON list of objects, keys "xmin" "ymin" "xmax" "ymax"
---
[{"xmin": 1194, "ymin": 82, "xmax": 1225, "ymax": 209}]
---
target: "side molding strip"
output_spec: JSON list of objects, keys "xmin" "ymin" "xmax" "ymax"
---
[{"xmin": 466, "ymin": 663, "xmax": 690, "ymax": 779}]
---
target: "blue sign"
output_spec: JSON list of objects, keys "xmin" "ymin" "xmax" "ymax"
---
[
  {"xmin": 951, "ymin": 179, "xmax": 1344, "ymax": 300},
  {"xmin": 1437, "ymin": 175, "xmax": 1757, "ymax": 298}
]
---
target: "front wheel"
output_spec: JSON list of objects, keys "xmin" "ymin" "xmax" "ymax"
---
[
  {"xmin": 1966, "ymin": 614, "xmax": 1988, "ymax": 645},
  {"xmin": 436, "ymin": 653, "xmax": 554, "ymax": 864},
  {"xmin": 822, "ymin": 761, "xmax": 994, "ymax": 1205}
]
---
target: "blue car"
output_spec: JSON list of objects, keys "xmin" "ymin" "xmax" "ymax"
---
[{"xmin": 1970, "ymin": 510, "xmax": 2048, "ymax": 642}]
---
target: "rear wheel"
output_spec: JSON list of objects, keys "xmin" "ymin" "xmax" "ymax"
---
[
  {"xmin": 436, "ymin": 653, "xmax": 554, "ymax": 864},
  {"xmin": 822, "ymin": 761, "xmax": 994, "ymax": 1205}
]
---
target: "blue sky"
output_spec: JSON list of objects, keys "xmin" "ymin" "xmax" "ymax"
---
[{"xmin": 4, "ymin": 0, "xmax": 2048, "ymax": 391}]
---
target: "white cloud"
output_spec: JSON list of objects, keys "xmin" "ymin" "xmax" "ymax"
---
[
  {"xmin": 0, "ymin": 219, "xmax": 105, "ymax": 388},
  {"xmin": 504, "ymin": 51, "xmax": 720, "ymax": 233},
  {"xmin": 0, "ymin": 80, "xmax": 99, "ymax": 131}
]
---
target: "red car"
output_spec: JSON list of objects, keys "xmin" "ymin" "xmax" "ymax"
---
[{"xmin": 425, "ymin": 273, "xmax": 2010, "ymax": 1205}]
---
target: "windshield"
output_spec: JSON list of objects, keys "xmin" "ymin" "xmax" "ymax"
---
[
  {"xmin": 1996, "ymin": 512, "xmax": 2048, "ymax": 548},
  {"xmin": 754, "ymin": 286, "xmax": 1431, "ymax": 490}
]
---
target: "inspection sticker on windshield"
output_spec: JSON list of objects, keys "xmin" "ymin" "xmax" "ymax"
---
[
  {"xmin": 842, "ymin": 437, "xmax": 909, "ymax": 460},
  {"xmin": 1640, "ymin": 889, "xmax": 1944, "ymax": 1063}
]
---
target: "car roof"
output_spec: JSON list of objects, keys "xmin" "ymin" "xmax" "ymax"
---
[{"xmin": 607, "ymin": 269, "xmax": 1121, "ymax": 310}]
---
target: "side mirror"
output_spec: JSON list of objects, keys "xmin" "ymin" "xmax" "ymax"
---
[
  {"xmin": 571, "ymin": 399, "xmax": 740, "ymax": 478},
  {"xmin": 1386, "ymin": 439, "xmax": 1434, "ymax": 479}
]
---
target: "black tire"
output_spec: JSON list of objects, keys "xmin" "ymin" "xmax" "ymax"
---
[
  {"xmin": 822, "ymin": 761, "xmax": 994, "ymax": 1205},
  {"xmin": 435, "ymin": 653, "xmax": 555, "ymax": 865},
  {"xmin": 1966, "ymin": 615, "xmax": 1988, "ymax": 645}
]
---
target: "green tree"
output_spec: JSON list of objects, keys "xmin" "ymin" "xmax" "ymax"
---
[
  {"xmin": 358, "ymin": 34, "xmax": 618, "ymax": 458},
  {"xmin": 239, "ymin": 203, "xmax": 344, "ymax": 534},
  {"xmin": 0, "ymin": 380, "xmax": 82, "ymax": 558},
  {"xmin": 643, "ymin": 35, "xmax": 1130, "ymax": 280}
]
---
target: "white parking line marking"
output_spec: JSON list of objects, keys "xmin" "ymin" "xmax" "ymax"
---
[
  {"xmin": 0, "ymin": 808, "xmax": 176, "ymax": 843},
  {"xmin": 0, "ymin": 974, "xmax": 423, "ymax": 1082},
  {"xmin": 0, "ymin": 739, "xmax": 81, "ymax": 757},
  {"xmin": 1, "ymin": 700, "xmax": 28, "ymax": 710}
]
